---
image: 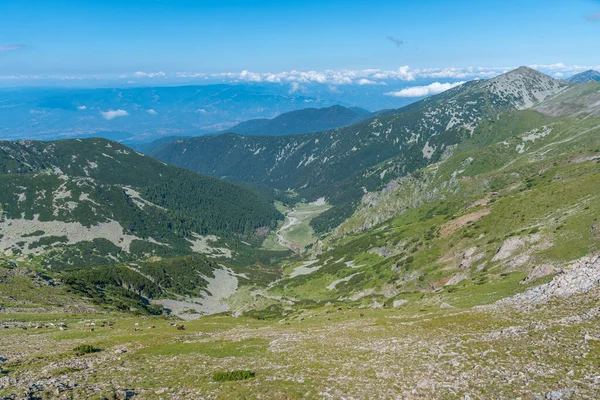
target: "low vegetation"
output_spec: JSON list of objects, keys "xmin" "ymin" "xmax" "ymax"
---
[
  {"xmin": 212, "ymin": 370, "xmax": 256, "ymax": 382},
  {"xmin": 72, "ymin": 344, "xmax": 101, "ymax": 356}
]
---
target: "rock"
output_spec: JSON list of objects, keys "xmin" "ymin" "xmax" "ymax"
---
[
  {"xmin": 507, "ymin": 254, "xmax": 531, "ymax": 269},
  {"xmin": 440, "ymin": 302, "xmax": 454, "ymax": 309},
  {"xmin": 493, "ymin": 234, "xmax": 541, "ymax": 262},
  {"xmin": 368, "ymin": 246, "xmax": 399, "ymax": 257},
  {"xmin": 545, "ymin": 389, "xmax": 574, "ymax": 400},
  {"xmin": 370, "ymin": 301, "xmax": 384, "ymax": 309},
  {"xmin": 497, "ymin": 255, "xmax": 600, "ymax": 306},
  {"xmin": 459, "ymin": 247, "xmax": 476, "ymax": 268},
  {"xmin": 445, "ymin": 273, "xmax": 467, "ymax": 286},
  {"xmin": 393, "ymin": 299, "xmax": 408, "ymax": 308},
  {"xmin": 522, "ymin": 264, "xmax": 557, "ymax": 284}
]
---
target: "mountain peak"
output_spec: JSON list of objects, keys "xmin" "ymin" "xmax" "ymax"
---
[
  {"xmin": 568, "ymin": 69, "xmax": 600, "ymax": 83},
  {"xmin": 513, "ymin": 65, "xmax": 542, "ymax": 74},
  {"xmin": 492, "ymin": 66, "xmax": 554, "ymax": 81},
  {"xmin": 483, "ymin": 66, "xmax": 567, "ymax": 110}
]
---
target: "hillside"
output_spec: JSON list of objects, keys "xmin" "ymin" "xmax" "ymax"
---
[
  {"xmin": 234, "ymin": 86, "xmax": 600, "ymax": 322},
  {"xmin": 0, "ymin": 138, "xmax": 283, "ymax": 269},
  {"xmin": 150, "ymin": 68, "xmax": 568, "ymax": 230},
  {"xmin": 151, "ymin": 68, "xmax": 566, "ymax": 192},
  {"xmin": 568, "ymin": 69, "xmax": 600, "ymax": 83},
  {"xmin": 223, "ymin": 105, "xmax": 371, "ymax": 136}
]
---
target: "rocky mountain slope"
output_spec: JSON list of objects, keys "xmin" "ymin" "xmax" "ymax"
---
[
  {"xmin": 247, "ymin": 92, "xmax": 600, "ymax": 315},
  {"xmin": 0, "ymin": 138, "xmax": 283, "ymax": 269}
]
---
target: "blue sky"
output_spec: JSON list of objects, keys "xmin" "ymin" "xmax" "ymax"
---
[{"xmin": 1, "ymin": 0, "xmax": 599, "ymax": 86}]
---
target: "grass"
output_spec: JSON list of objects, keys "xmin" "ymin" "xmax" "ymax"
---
[
  {"xmin": 264, "ymin": 201, "xmax": 331, "ymax": 253},
  {"xmin": 2, "ymin": 293, "xmax": 599, "ymax": 399},
  {"xmin": 264, "ymin": 113, "xmax": 600, "ymax": 309},
  {"xmin": 212, "ymin": 370, "xmax": 256, "ymax": 382},
  {"xmin": 51, "ymin": 366, "xmax": 83, "ymax": 376},
  {"xmin": 73, "ymin": 344, "xmax": 101, "ymax": 355}
]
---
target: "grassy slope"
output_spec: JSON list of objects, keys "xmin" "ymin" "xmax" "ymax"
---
[
  {"xmin": 0, "ymin": 138, "xmax": 284, "ymax": 267},
  {"xmin": 255, "ymin": 111, "xmax": 600, "ymax": 311},
  {"xmin": 1, "ymin": 291, "xmax": 598, "ymax": 399}
]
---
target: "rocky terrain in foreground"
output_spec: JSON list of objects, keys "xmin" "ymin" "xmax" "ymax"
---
[{"xmin": 0, "ymin": 267, "xmax": 598, "ymax": 399}]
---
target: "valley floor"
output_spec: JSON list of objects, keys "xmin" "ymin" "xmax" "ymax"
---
[
  {"xmin": 1, "ymin": 289, "xmax": 599, "ymax": 400},
  {"xmin": 263, "ymin": 201, "xmax": 331, "ymax": 254}
]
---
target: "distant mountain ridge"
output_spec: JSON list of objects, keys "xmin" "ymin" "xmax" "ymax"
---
[
  {"xmin": 568, "ymin": 70, "xmax": 600, "ymax": 83},
  {"xmin": 0, "ymin": 84, "xmax": 338, "ymax": 143},
  {"xmin": 222, "ymin": 105, "xmax": 371, "ymax": 136},
  {"xmin": 150, "ymin": 67, "xmax": 566, "ymax": 194},
  {"xmin": 149, "ymin": 67, "xmax": 569, "ymax": 231}
]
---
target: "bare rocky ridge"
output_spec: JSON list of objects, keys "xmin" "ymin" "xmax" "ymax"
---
[
  {"xmin": 496, "ymin": 255, "xmax": 600, "ymax": 307},
  {"xmin": 483, "ymin": 66, "xmax": 568, "ymax": 110}
]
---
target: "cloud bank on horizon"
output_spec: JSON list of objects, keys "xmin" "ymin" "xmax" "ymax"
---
[
  {"xmin": 1, "ymin": 63, "xmax": 598, "ymax": 102},
  {"xmin": 2, "ymin": 63, "xmax": 597, "ymax": 87}
]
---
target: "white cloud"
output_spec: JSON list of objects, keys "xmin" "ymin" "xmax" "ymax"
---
[
  {"xmin": 0, "ymin": 45, "xmax": 25, "ymax": 51},
  {"xmin": 4, "ymin": 63, "xmax": 599, "ymax": 87},
  {"xmin": 194, "ymin": 66, "xmax": 417, "ymax": 85},
  {"xmin": 289, "ymin": 82, "xmax": 308, "ymax": 93},
  {"xmin": 385, "ymin": 81, "xmax": 465, "ymax": 98},
  {"xmin": 77, "ymin": 105, "xmax": 87, "ymax": 110},
  {"xmin": 146, "ymin": 109, "xmax": 158, "ymax": 115},
  {"xmin": 133, "ymin": 71, "xmax": 166, "ymax": 78},
  {"xmin": 357, "ymin": 78, "xmax": 386, "ymax": 86},
  {"xmin": 101, "ymin": 109, "xmax": 129, "ymax": 120}
]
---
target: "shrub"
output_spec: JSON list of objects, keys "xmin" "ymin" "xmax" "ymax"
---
[
  {"xmin": 212, "ymin": 370, "xmax": 256, "ymax": 382},
  {"xmin": 73, "ymin": 344, "xmax": 101, "ymax": 356}
]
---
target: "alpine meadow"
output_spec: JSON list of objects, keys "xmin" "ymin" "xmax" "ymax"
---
[{"xmin": 1, "ymin": 1, "xmax": 600, "ymax": 399}]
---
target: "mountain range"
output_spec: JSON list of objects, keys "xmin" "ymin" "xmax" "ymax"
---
[
  {"xmin": 148, "ymin": 67, "xmax": 569, "ymax": 230},
  {"xmin": 567, "ymin": 69, "xmax": 600, "ymax": 83},
  {"xmin": 3, "ymin": 66, "xmax": 600, "ymax": 399}
]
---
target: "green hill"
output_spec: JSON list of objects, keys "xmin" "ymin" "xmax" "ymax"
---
[
  {"xmin": 223, "ymin": 105, "xmax": 371, "ymax": 136},
  {"xmin": 0, "ymin": 138, "xmax": 283, "ymax": 268}
]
